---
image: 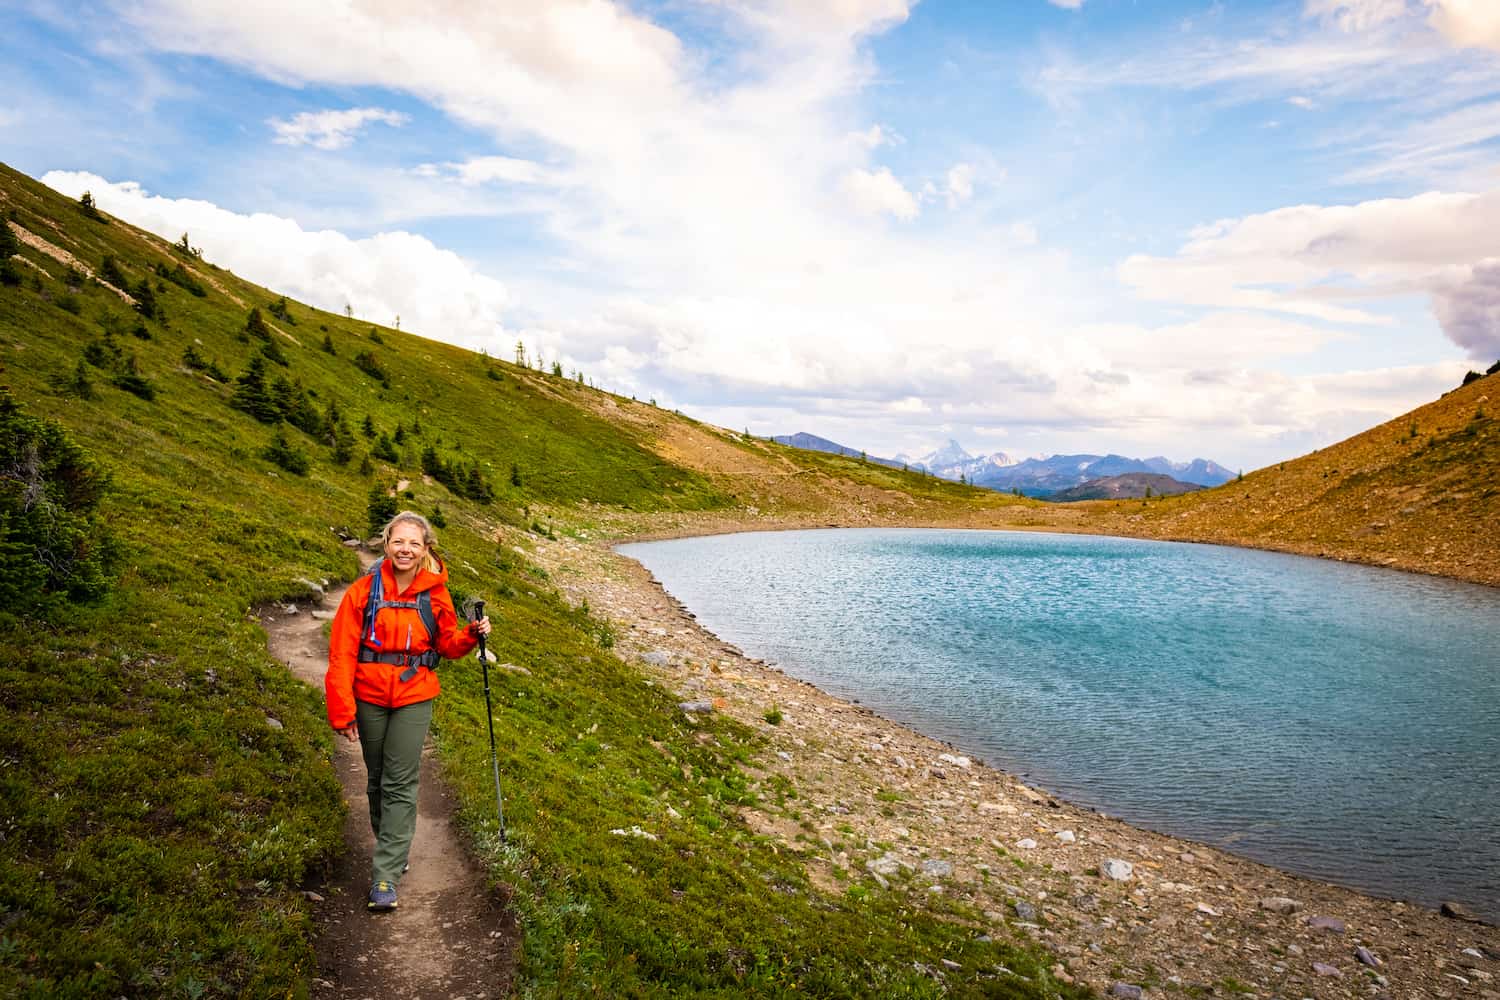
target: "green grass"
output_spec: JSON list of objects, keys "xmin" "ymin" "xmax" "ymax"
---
[{"xmin": 1, "ymin": 161, "xmax": 1083, "ymax": 997}]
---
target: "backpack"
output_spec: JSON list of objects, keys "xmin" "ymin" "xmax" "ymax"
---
[{"xmin": 357, "ymin": 557, "xmax": 441, "ymax": 682}]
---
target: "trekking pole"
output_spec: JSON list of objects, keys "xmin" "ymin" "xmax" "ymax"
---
[{"xmin": 473, "ymin": 600, "xmax": 506, "ymax": 843}]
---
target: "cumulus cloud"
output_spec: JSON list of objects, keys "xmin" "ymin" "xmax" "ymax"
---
[
  {"xmin": 1425, "ymin": 0, "xmax": 1500, "ymax": 52},
  {"xmin": 267, "ymin": 107, "xmax": 408, "ymax": 149},
  {"xmin": 841, "ymin": 166, "xmax": 920, "ymax": 220},
  {"xmin": 75, "ymin": 0, "xmax": 1481, "ymax": 470},
  {"xmin": 1049, "ymin": 0, "xmax": 1085, "ymax": 9},
  {"xmin": 1121, "ymin": 189, "xmax": 1500, "ymax": 356},
  {"xmin": 1431, "ymin": 259, "xmax": 1500, "ymax": 356},
  {"xmin": 944, "ymin": 163, "xmax": 975, "ymax": 208},
  {"xmin": 43, "ymin": 171, "xmax": 511, "ymax": 352}
]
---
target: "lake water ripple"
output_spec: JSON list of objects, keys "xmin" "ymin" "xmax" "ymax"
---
[{"xmin": 619, "ymin": 528, "xmax": 1500, "ymax": 921}]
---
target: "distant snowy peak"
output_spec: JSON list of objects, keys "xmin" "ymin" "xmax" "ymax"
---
[
  {"xmin": 919, "ymin": 439, "xmax": 975, "ymax": 469},
  {"xmin": 772, "ymin": 431, "xmax": 1229, "ymax": 496}
]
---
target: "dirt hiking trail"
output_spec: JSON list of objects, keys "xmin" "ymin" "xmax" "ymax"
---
[{"xmin": 261, "ymin": 577, "xmax": 519, "ymax": 999}]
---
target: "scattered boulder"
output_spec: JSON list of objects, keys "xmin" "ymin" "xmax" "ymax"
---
[
  {"xmin": 678, "ymin": 701, "xmax": 714, "ymax": 714},
  {"xmin": 1312, "ymin": 962, "xmax": 1342, "ymax": 977},
  {"xmin": 867, "ymin": 853, "xmax": 909, "ymax": 877},
  {"xmin": 1101, "ymin": 858, "xmax": 1134, "ymax": 881},
  {"xmin": 1258, "ymin": 896, "xmax": 1302, "ymax": 914},
  {"xmin": 1307, "ymin": 915, "xmax": 1346, "ymax": 934},
  {"xmin": 1016, "ymin": 838, "xmax": 1038, "ymax": 850},
  {"xmin": 938, "ymin": 753, "xmax": 971, "ymax": 769},
  {"xmin": 641, "ymin": 650, "xmax": 672, "ymax": 666},
  {"xmin": 1355, "ymin": 946, "xmax": 1381, "ymax": 968},
  {"xmin": 1109, "ymin": 983, "xmax": 1144, "ymax": 999},
  {"xmin": 920, "ymin": 859, "xmax": 953, "ymax": 878},
  {"xmin": 1440, "ymin": 900, "xmax": 1483, "ymax": 923},
  {"xmin": 1013, "ymin": 900, "xmax": 1039, "ymax": 922},
  {"xmin": 265, "ymin": 716, "xmax": 284, "ymax": 730},
  {"xmin": 1054, "ymin": 829, "xmax": 1076, "ymax": 844}
]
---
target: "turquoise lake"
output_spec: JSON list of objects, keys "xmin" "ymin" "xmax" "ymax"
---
[{"xmin": 618, "ymin": 528, "xmax": 1500, "ymax": 921}]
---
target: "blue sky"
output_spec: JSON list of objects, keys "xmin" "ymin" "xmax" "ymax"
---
[{"xmin": 5, "ymin": 0, "xmax": 1499, "ymax": 471}]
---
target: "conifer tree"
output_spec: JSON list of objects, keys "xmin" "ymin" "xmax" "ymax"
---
[
  {"xmin": 245, "ymin": 307, "xmax": 271, "ymax": 341},
  {"xmin": 230, "ymin": 355, "xmax": 280, "ymax": 424},
  {"xmin": 132, "ymin": 278, "xmax": 158, "ymax": 320},
  {"xmin": 0, "ymin": 220, "xmax": 20, "ymax": 286}
]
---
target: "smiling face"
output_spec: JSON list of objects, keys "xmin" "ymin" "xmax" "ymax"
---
[{"xmin": 384, "ymin": 522, "xmax": 428, "ymax": 577}]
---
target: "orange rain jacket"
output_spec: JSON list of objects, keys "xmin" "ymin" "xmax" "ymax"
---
[{"xmin": 325, "ymin": 558, "xmax": 478, "ymax": 730}]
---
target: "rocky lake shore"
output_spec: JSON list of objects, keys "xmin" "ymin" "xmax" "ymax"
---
[{"xmin": 520, "ymin": 517, "xmax": 1500, "ymax": 1000}]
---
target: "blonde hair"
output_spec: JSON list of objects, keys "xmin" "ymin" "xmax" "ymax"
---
[{"xmin": 381, "ymin": 510, "xmax": 442, "ymax": 573}]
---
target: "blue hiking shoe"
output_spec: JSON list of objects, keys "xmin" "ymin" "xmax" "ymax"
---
[{"xmin": 367, "ymin": 881, "xmax": 397, "ymax": 912}]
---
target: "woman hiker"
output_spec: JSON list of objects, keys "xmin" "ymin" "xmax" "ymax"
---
[{"xmin": 325, "ymin": 510, "xmax": 491, "ymax": 911}]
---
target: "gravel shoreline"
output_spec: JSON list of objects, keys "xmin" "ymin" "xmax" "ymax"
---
[{"xmin": 523, "ymin": 516, "xmax": 1499, "ymax": 1000}]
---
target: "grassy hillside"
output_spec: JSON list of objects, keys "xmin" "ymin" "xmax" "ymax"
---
[{"xmin": 0, "ymin": 162, "xmax": 1080, "ymax": 997}]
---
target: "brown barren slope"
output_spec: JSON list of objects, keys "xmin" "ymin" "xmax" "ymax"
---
[{"xmin": 1072, "ymin": 374, "xmax": 1499, "ymax": 586}]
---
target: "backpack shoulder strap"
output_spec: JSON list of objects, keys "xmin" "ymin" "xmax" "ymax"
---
[
  {"xmin": 414, "ymin": 590, "xmax": 437, "ymax": 644},
  {"xmin": 363, "ymin": 558, "xmax": 386, "ymax": 648}
]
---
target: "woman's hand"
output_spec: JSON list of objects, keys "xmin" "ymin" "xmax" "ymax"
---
[
  {"xmin": 471, "ymin": 616, "xmax": 492, "ymax": 637},
  {"xmin": 338, "ymin": 723, "xmax": 358, "ymax": 743}
]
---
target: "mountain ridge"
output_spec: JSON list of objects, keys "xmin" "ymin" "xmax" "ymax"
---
[{"xmin": 777, "ymin": 431, "xmax": 1231, "ymax": 495}]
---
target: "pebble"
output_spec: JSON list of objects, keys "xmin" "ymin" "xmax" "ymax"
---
[
  {"xmin": 266, "ymin": 716, "xmax": 284, "ymax": 730},
  {"xmin": 1196, "ymin": 903, "xmax": 1222, "ymax": 917},
  {"xmin": 1313, "ymin": 962, "xmax": 1342, "ymax": 977},
  {"xmin": 1017, "ymin": 838, "xmax": 1038, "ymax": 850},
  {"xmin": 1355, "ymin": 946, "xmax": 1381, "ymax": 968},
  {"xmin": 1307, "ymin": 915, "xmax": 1346, "ymax": 933},
  {"xmin": 1101, "ymin": 858, "xmax": 1134, "ymax": 881},
  {"xmin": 1109, "ymin": 983, "xmax": 1144, "ymax": 999},
  {"xmin": 1014, "ymin": 900, "xmax": 1039, "ymax": 922},
  {"xmin": 1054, "ymin": 829, "xmax": 1076, "ymax": 843}
]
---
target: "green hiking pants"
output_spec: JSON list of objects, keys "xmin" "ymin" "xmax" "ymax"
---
[{"xmin": 355, "ymin": 697, "xmax": 433, "ymax": 885}]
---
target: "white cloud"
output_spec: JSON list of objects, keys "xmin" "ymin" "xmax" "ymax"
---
[
  {"xmin": 850, "ymin": 124, "xmax": 897, "ymax": 149},
  {"xmin": 71, "ymin": 1, "xmax": 1482, "ymax": 471},
  {"xmin": 1305, "ymin": 0, "xmax": 1411, "ymax": 33},
  {"xmin": 1288, "ymin": 94, "xmax": 1317, "ymax": 108},
  {"xmin": 267, "ymin": 107, "xmax": 409, "ymax": 150},
  {"xmin": 1049, "ymin": 0, "xmax": 1086, "ymax": 10},
  {"xmin": 1425, "ymin": 0, "xmax": 1500, "ymax": 52},
  {"xmin": 43, "ymin": 171, "xmax": 512, "ymax": 353},
  {"xmin": 1120, "ymin": 189, "xmax": 1500, "ymax": 358},
  {"xmin": 944, "ymin": 162, "xmax": 975, "ymax": 208},
  {"xmin": 413, "ymin": 155, "xmax": 551, "ymax": 186},
  {"xmin": 842, "ymin": 166, "xmax": 920, "ymax": 220}
]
